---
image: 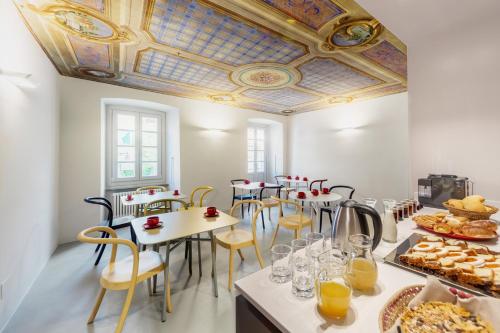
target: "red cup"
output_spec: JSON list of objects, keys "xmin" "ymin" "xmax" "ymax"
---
[
  {"xmin": 322, "ymin": 188, "xmax": 330, "ymax": 194},
  {"xmin": 244, "ymin": 179, "xmax": 251, "ymax": 184},
  {"xmin": 286, "ymin": 176, "xmax": 292, "ymax": 180},
  {"xmin": 311, "ymin": 189, "xmax": 319, "ymax": 196},
  {"xmin": 173, "ymin": 189, "xmax": 179, "ymax": 196},
  {"xmin": 297, "ymin": 191, "xmax": 306, "ymax": 199},
  {"xmin": 206, "ymin": 206, "xmax": 217, "ymax": 216},
  {"xmin": 126, "ymin": 194, "xmax": 133, "ymax": 201},
  {"xmin": 146, "ymin": 216, "xmax": 159, "ymax": 226},
  {"xmin": 295, "ymin": 176, "xmax": 300, "ymax": 180},
  {"xmin": 259, "ymin": 182, "xmax": 265, "ymax": 187},
  {"xmin": 303, "ymin": 177, "xmax": 308, "ymax": 181},
  {"xmin": 148, "ymin": 189, "xmax": 155, "ymax": 195}
]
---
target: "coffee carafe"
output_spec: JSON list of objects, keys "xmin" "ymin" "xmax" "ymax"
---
[{"xmin": 331, "ymin": 199, "xmax": 383, "ymax": 252}]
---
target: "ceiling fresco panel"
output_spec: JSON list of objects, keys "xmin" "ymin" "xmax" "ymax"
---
[
  {"xmin": 242, "ymin": 88, "xmax": 320, "ymax": 107},
  {"xmin": 67, "ymin": 35, "xmax": 110, "ymax": 69},
  {"xmin": 70, "ymin": 0, "xmax": 106, "ymax": 13},
  {"xmin": 361, "ymin": 40, "xmax": 407, "ymax": 78}
]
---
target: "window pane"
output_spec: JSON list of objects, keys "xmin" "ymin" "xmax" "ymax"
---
[
  {"xmin": 117, "ymin": 114, "xmax": 135, "ymax": 130},
  {"xmin": 248, "ymin": 151, "xmax": 254, "ymax": 162},
  {"xmin": 247, "ymin": 128, "xmax": 255, "ymax": 139},
  {"xmin": 247, "ymin": 139, "xmax": 255, "ymax": 150},
  {"xmin": 117, "ymin": 163, "xmax": 135, "ymax": 178},
  {"xmin": 142, "ymin": 132, "xmax": 157, "ymax": 146},
  {"xmin": 117, "ymin": 130, "xmax": 134, "ymax": 146},
  {"xmin": 247, "ymin": 162, "xmax": 254, "ymax": 173},
  {"xmin": 142, "ymin": 117, "xmax": 158, "ymax": 132},
  {"xmin": 142, "ymin": 162, "xmax": 158, "ymax": 177},
  {"xmin": 117, "ymin": 147, "xmax": 135, "ymax": 162},
  {"xmin": 256, "ymin": 162, "xmax": 265, "ymax": 172},
  {"xmin": 256, "ymin": 140, "xmax": 264, "ymax": 150},
  {"xmin": 256, "ymin": 151, "xmax": 264, "ymax": 162},
  {"xmin": 256, "ymin": 128, "xmax": 265, "ymax": 139},
  {"xmin": 142, "ymin": 147, "xmax": 158, "ymax": 162}
]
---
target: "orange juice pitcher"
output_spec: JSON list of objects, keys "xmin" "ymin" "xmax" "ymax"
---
[{"xmin": 346, "ymin": 234, "xmax": 378, "ymax": 292}]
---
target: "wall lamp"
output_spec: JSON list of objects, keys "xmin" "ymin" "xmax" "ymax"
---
[{"xmin": 0, "ymin": 68, "xmax": 35, "ymax": 88}]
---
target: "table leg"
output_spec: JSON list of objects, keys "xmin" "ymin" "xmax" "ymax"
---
[
  {"xmin": 162, "ymin": 241, "xmax": 171, "ymax": 322},
  {"xmin": 209, "ymin": 230, "xmax": 218, "ymax": 297}
]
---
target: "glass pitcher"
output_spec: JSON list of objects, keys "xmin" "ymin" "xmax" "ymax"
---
[
  {"xmin": 345, "ymin": 234, "xmax": 378, "ymax": 292},
  {"xmin": 382, "ymin": 199, "xmax": 398, "ymax": 243}
]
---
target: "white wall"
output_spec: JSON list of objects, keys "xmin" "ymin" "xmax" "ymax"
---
[
  {"xmin": 409, "ymin": 18, "xmax": 500, "ymax": 200},
  {"xmin": 0, "ymin": 1, "xmax": 60, "ymax": 329},
  {"xmin": 289, "ymin": 93, "xmax": 409, "ymax": 209},
  {"xmin": 58, "ymin": 77, "xmax": 288, "ymax": 243}
]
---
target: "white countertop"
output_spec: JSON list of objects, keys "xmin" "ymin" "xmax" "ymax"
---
[{"xmin": 235, "ymin": 207, "xmax": 500, "ymax": 333}]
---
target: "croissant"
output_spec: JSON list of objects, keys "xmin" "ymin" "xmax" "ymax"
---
[{"xmin": 460, "ymin": 225, "xmax": 496, "ymax": 238}]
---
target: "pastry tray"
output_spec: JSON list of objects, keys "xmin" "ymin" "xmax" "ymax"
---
[{"xmin": 383, "ymin": 233, "xmax": 499, "ymax": 298}]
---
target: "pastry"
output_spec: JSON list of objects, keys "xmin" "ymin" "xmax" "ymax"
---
[
  {"xmin": 448, "ymin": 199, "xmax": 464, "ymax": 209},
  {"xmin": 434, "ymin": 223, "xmax": 452, "ymax": 233},
  {"xmin": 460, "ymin": 225, "xmax": 496, "ymax": 238},
  {"xmin": 463, "ymin": 200, "xmax": 487, "ymax": 212},
  {"xmin": 467, "ymin": 220, "xmax": 497, "ymax": 232}
]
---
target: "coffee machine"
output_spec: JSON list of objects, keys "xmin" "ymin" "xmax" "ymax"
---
[{"xmin": 418, "ymin": 174, "xmax": 473, "ymax": 208}]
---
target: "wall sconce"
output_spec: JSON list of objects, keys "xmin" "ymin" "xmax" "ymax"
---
[{"xmin": 0, "ymin": 68, "xmax": 35, "ymax": 88}]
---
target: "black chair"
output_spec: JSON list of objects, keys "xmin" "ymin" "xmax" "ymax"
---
[
  {"xmin": 275, "ymin": 175, "xmax": 295, "ymax": 200},
  {"xmin": 84, "ymin": 197, "xmax": 137, "ymax": 266},
  {"xmin": 319, "ymin": 186, "xmax": 355, "ymax": 232},
  {"xmin": 257, "ymin": 185, "xmax": 283, "ymax": 229},
  {"xmin": 309, "ymin": 179, "xmax": 328, "ymax": 191},
  {"xmin": 231, "ymin": 179, "xmax": 257, "ymax": 218}
]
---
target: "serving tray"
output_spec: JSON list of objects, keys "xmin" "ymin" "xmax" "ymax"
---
[{"xmin": 383, "ymin": 233, "xmax": 499, "ymax": 298}]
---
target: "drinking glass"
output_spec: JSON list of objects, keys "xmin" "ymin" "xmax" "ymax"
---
[
  {"xmin": 270, "ymin": 244, "xmax": 292, "ymax": 283},
  {"xmin": 306, "ymin": 232, "xmax": 325, "ymax": 259},
  {"xmin": 315, "ymin": 250, "xmax": 351, "ymax": 319},
  {"xmin": 363, "ymin": 198, "xmax": 377, "ymax": 208},
  {"xmin": 291, "ymin": 239, "xmax": 314, "ymax": 298}
]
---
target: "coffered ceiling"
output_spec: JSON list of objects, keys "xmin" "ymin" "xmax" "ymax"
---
[{"xmin": 14, "ymin": 0, "xmax": 407, "ymax": 114}]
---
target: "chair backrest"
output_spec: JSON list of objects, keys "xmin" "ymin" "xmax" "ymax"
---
[
  {"xmin": 274, "ymin": 175, "xmax": 287, "ymax": 184},
  {"xmin": 135, "ymin": 185, "xmax": 167, "ymax": 194},
  {"xmin": 189, "ymin": 186, "xmax": 214, "ymax": 207},
  {"xmin": 229, "ymin": 200, "xmax": 264, "ymax": 241},
  {"xmin": 77, "ymin": 226, "xmax": 139, "ymax": 283},
  {"xmin": 84, "ymin": 197, "xmax": 113, "ymax": 226},
  {"xmin": 271, "ymin": 196, "xmax": 306, "ymax": 217},
  {"xmin": 329, "ymin": 185, "xmax": 355, "ymax": 199},
  {"xmin": 309, "ymin": 179, "xmax": 328, "ymax": 191},
  {"xmin": 144, "ymin": 199, "xmax": 189, "ymax": 215},
  {"xmin": 230, "ymin": 179, "xmax": 247, "ymax": 197},
  {"xmin": 257, "ymin": 185, "xmax": 283, "ymax": 201}
]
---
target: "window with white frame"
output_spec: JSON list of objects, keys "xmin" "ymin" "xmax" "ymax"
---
[
  {"xmin": 106, "ymin": 106, "xmax": 166, "ymax": 189},
  {"xmin": 247, "ymin": 126, "xmax": 265, "ymax": 176}
]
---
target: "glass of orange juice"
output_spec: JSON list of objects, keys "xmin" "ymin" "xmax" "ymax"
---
[
  {"xmin": 346, "ymin": 234, "xmax": 378, "ymax": 292},
  {"xmin": 315, "ymin": 250, "xmax": 351, "ymax": 319}
]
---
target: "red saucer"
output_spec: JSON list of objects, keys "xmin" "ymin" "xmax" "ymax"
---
[
  {"xmin": 143, "ymin": 221, "xmax": 163, "ymax": 230},
  {"xmin": 204, "ymin": 212, "xmax": 219, "ymax": 218}
]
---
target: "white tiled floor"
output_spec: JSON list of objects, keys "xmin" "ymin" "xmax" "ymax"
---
[{"xmin": 4, "ymin": 206, "xmax": 330, "ymax": 333}]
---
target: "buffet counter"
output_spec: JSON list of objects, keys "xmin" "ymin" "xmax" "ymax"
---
[{"xmin": 234, "ymin": 207, "xmax": 500, "ymax": 333}]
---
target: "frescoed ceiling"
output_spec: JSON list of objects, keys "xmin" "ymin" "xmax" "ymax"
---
[{"xmin": 14, "ymin": 0, "xmax": 407, "ymax": 114}]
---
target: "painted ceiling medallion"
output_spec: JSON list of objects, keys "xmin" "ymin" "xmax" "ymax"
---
[
  {"xmin": 233, "ymin": 65, "xmax": 299, "ymax": 89},
  {"xmin": 328, "ymin": 96, "xmax": 354, "ymax": 104},
  {"xmin": 78, "ymin": 67, "xmax": 115, "ymax": 78},
  {"xmin": 325, "ymin": 19, "xmax": 381, "ymax": 50},
  {"xmin": 209, "ymin": 94, "xmax": 234, "ymax": 102}
]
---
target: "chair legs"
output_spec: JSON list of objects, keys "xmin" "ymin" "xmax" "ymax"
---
[
  {"xmin": 254, "ymin": 244, "xmax": 264, "ymax": 268},
  {"xmin": 188, "ymin": 239, "xmax": 193, "ymax": 276},
  {"xmin": 228, "ymin": 249, "xmax": 235, "ymax": 290},
  {"xmin": 115, "ymin": 284, "xmax": 136, "ymax": 333},
  {"xmin": 197, "ymin": 234, "xmax": 202, "ymax": 277},
  {"xmin": 87, "ymin": 287, "xmax": 106, "ymax": 324},
  {"xmin": 237, "ymin": 249, "xmax": 245, "ymax": 261},
  {"xmin": 319, "ymin": 210, "xmax": 324, "ymax": 233},
  {"xmin": 270, "ymin": 225, "xmax": 280, "ymax": 248},
  {"xmin": 260, "ymin": 211, "xmax": 265, "ymax": 230}
]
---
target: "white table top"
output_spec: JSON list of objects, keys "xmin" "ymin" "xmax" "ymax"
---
[
  {"xmin": 288, "ymin": 191, "xmax": 342, "ymax": 203},
  {"xmin": 121, "ymin": 191, "xmax": 187, "ymax": 206},
  {"xmin": 279, "ymin": 179, "xmax": 308, "ymax": 184},
  {"xmin": 231, "ymin": 182, "xmax": 278, "ymax": 191},
  {"xmin": 235, "ymin": 207, "xmax": 500, "ymax": 333},
  {"xmin": 131, "ymin": 207, "xmax": 238, "ymax": 245}
]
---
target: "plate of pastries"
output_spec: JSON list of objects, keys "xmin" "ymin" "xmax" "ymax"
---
[
  {"xmin": 443, "ymin": 195, "xmax": 498, "ymax": 220},
  {"xmin": 413, "ymin": 213, "xmax": 498, "ymax": 240},
  {"xmin": 399, "ymin": 235, "xmax": 500, "ymax": 295}
]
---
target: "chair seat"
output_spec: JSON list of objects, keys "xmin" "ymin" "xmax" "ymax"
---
[
  {"xmin": 262, "ymin": 198, "xmax": 279, "ymax": 207},
  {"xmin": 279, "ymin": 214, "xmax": 312, "ymax": 229},
  {"xmin": 234, "ymin": 193, "xmax": 256, "ymax": 200},
  {"xmin": 216, "ymin": 229, "xmax": 253, "ymax": 248},
  {"xmin": 101, "ymin": 250, "xmax": 164, "ymax": 290}
]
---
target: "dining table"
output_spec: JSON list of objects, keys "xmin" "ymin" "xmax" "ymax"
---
[
  {"xmin": 121, "ymin": 190, "xmax": 187, "ymax": 216},
  {"xmin": 288, "ymin": 190, "xmax": 342, "ymax": 231},
  {"xmin": 131, "ymin": 207, "xmax": 239, "ymax": 321}
]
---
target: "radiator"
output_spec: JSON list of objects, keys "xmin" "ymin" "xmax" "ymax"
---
[{"xmin": 112, "ymin": 190, "xmax": 136, "ymax": 218}]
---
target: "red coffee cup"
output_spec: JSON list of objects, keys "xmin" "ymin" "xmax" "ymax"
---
[
  {"xmin": 322, "ymin": 188, "xmax": 330, "ymax": 194},
  {"xmin": 148, "ymin": 189, "xmax": 155, "ymax": 195},
  {"xmin": 173, "ymin": 189, "xmax": 179, "ymax": 196},
  {"xmin": 286, "ymin": 176, "xmax": 292, "ymax": 180},
  {"xmin": 244, "ymin": 179, "xmax": 251, "ymax": 184},
  {"xmin": 311, "ymin": 189, "xmax": 319, "ymax": 196},
  {"xmin": 259, "ymin": 182, "xmax": 265, "ymax": 187},
  {"xmin": 295, "ymin": 176, "xmax": 300, "ymax": 180},
  {"xmin": 126, "ymin": 194, "xmax": 133, "ymax": 201},
  {"xmin": 297, "ymin": 191, "xmax": 306, "ymax": 199},
  {"xmin": 303, "ymin": 177, "xmax": 308, "ymax": 181},
  {"xmin": 147, "ymin": 216, "xmax": 159, "ymax": 226},
  {"xmin": 206, "ymin": 206, "xmax": 217, "ymax": 216}
]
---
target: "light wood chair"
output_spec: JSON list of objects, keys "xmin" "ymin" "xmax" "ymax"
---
[
  {"xmin": 143, "ymin": 198, "xmax": 189, "ymax": 216},
  {"xmin": 257, "ymin": 185, "xmax": 283, "ymax": 229},
  {"xmin": 269, "ymin": 196, "xmax": 313, "ymax": 247},
  {"xmin": 77, "ymin": 226, "xmax": 169, "ymax": 333},
  {"xmin": 215, "ymin": 200, "xmax": 265, "ymax": 290},
  {"xmin": 134, "ymin": 185, "xmax": 168, "ymax": 216},
  {"xmin": 188, "ymin": 185, "xmax": 214, "ymax": 207}
]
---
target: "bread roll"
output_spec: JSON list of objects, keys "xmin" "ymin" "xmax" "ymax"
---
[
  {"xmin": 464, "ymin": 195, "xmax": 485, "ymax": 203},
  {"xmin": 448, "ymin": 199, "xmax": 464, "ymax": 209},
  {"xmin": 460, "ymin": 225, "xmax": 495, "ymax": 238},
  {"xmin": 463, "ymin": 200, "xmax": 487, "ymax": 212}
]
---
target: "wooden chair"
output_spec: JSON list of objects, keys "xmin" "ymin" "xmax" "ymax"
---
[
  {"xmin": 83, "ymin": 197, "xmax": 136, "ymax": 266},
  {"xmin": 134, "ymin": 185, "xmax": 168, "ymax": 216},
  {"xmin": 143, "ymin": 198, "xmax": 189, "ymax": 216},
  {"xmin": 269, "ymin": 196, "xmax": 313, "ymax": 247},
  {"xmin": 319, "ymin": 185, "xmax": 355, "ymax": 232},
  {"xmin": 77, "ymin": 226, "xmax": 169, "ymax": 333},
  {"xmin": 257, "ymin": 185, "xmax": 283, "ymax": 229},
  {"xmin": 275, "ymin": 175, "xmax": 295, "ymax": 200},
  {"xmin": 230, "ymin": 179, "xmax": 257, "ymax": 218},
  {"xmin": 215, "ymin": 200, "xmax": 265, "ymax": 290}
]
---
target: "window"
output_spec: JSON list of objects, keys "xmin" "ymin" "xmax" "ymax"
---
[
  {"xmin": 247, "ymin": 126, "xmax": 265, "ymax": 175},
  {"xmin": 107, "ymin": 106, "xmax": 165, "ymax": 189}
]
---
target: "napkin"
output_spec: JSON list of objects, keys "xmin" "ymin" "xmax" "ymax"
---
[{"xmin": 387, "ymin": 276, "xmax": 500, "ymax": 332}]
